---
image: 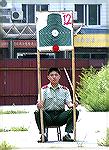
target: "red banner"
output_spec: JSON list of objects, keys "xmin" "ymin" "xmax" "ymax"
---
[
  {"xmin": 14, "ymin": 40, "xmax": 37, "ymax": 48},
  {"xmin": 0, "ymin": 40, "xmax": 9, "ymax": 48},
  {"xmin": 0, "ymin": 40, "xmax": 37, "ymax": 48}
]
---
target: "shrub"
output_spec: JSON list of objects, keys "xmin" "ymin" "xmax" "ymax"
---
[
  {"xmin": 77, "ymin": 64, "xmax": 109, "ymax": 111},
  {"xmin": 10, "ymin": 126, "xmax": 28, "ymax": 131},
  {"xmin": 0, "ymin": 110, "xmax": 28, "ymax": 114},
  {"xmin": 0, "ymin": 141, "xmax": 15, "ymax": 150},
  {"xmin": 0, "ymin": 126, "xmax": 28, "ymax": 132},
  {"xmin": 98, "ymin": 128, "xmax": 109, "ymax": 146}
]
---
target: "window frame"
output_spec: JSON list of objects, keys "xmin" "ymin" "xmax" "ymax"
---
[
  {"xmin": 22, "ymin": 4, "xmax": 49, "ymax": 23},
  {"xmin": 75, "ymin": 4, "xmax": 101, "ymax": 25}
]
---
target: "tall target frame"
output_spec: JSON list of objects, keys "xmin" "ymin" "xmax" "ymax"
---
[{"xmin": 36, "ymin": 11, "xmax": 76, "ymax": 142}]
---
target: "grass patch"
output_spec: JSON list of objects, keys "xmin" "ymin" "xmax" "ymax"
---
[
  {"xmin": 98, "ymin": 128, "xmax": 109, "ymax": 146},
  {"xmin": 0, "ymin": 128, "xmax": 4, "ymax": 132},
  {"xmin": 0, "ymin": 110, "xmax": 29, "ymax": 114},
  {"xmin": 0, "ymin": 141, "xmax": 15, "ymax": 150},
  {"xmin": 10, "ymin": 126, "xmax": 28, "ymax": 131},
  {"xmin": 0, "ymin": 126, "xmax": 28, "ymax": 132}
]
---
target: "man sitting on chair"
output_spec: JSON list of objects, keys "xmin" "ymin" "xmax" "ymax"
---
[{"xmin": 34, "ymin": 67, "xmax": 79, "ymax": 142}]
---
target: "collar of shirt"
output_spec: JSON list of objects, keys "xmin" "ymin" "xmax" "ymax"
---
[{"xmin": 48, "ymin": 83, "xmax": 61, "ymax": 90}]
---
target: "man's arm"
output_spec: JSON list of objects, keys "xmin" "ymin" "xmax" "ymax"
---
[
  {"xmin": 37, "ymin": 88, "xmax": 44, "ymax": 109},
  {"xmin": 37, "ymin": 100, "xmax": 44, "ymax": 109},
  {"xmin": 67, "ymin": 101, "xmax": 79, "ymax": 109}
]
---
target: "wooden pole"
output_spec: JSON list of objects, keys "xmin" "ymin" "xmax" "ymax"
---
[
  {"xmin": 64, "ymin": 68, "xmax": 78, "ymax": 101},
  {"xmin": 72, "ymin": 46, "xmax": 77, "ymax": 141},
  {"xmin": 37, "ymin": 50, "xmax": 45, "ymax": 142}
]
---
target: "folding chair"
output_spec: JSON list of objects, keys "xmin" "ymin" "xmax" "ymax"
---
[{"xmin": 45, "ymin": 126, "xmax": 61, "ymax": 141}]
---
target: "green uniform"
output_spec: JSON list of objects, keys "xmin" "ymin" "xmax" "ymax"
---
[
  {"xmin": 34, "ymin": 83, "xmax": 79, "ymax": 133},
  {"xmin": 42, "ymin": 83, "xmax": 72, "ymax": 110}
]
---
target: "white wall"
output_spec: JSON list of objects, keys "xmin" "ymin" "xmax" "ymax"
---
[
  {"xmin": 5, "ymin": 0, "xmax": 109, "ymax": 26},
  {"xmin": 106, "ymin": 0, "xmax": 109, "ymax": 26},
  {"xmin": 6, "ymin": 0, "xmax": 108, "ymax": 4},
  {"xmin": 101, "ymin": 3, "xmax": 107, "ymax": 26},
  {"xmin": 49, "ymin": 3, "xmax": 74, "ymax": 11},
  {"xmin": 101, "ymin": 3, "xmax": 109, "ymax": 26}
]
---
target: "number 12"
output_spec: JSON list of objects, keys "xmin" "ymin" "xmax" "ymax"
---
[{"xmin": 63, "ymin": 13, "xmax": 72, "ymax": 25}]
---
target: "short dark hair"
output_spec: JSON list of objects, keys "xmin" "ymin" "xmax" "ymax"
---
[{"xmin": 48, "ymin": 67, "xmax": 61, "ymax": 75}]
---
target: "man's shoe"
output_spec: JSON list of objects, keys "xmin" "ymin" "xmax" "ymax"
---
[
  {"xmin": 38, "ymin": 135, "xmax": 48, "ymax": 143},
  {"xmin": 63, "ymin": 134, "xmax": 74, "ymax": 142}
]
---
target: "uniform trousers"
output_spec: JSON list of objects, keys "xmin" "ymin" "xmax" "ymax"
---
[{"xmin": 34, "ymin": 109, "xmax": 79, "ymax": 134}]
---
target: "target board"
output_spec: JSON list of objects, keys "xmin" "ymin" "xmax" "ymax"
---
[{"xmin": 36, "ymin": 11, "xmax": 73, "ymax": 52}]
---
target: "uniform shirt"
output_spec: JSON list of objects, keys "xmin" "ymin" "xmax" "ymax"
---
[{"xmin": 41, "ymin": 83, "xmax": 72, "ymax": 111}]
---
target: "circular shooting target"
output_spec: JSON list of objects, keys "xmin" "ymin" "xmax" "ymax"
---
[
  {"xmin": 37, "ymin": 11, "xmax": 73, "ymax": 52},
  {"xmin": 52, "ymin": 29, "xmax": 59, "ymax": 37}
]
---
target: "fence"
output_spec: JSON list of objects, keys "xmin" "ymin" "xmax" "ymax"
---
[{"xmin": 0, "ymin": 58, "xmax": 106, "ymax": 105}]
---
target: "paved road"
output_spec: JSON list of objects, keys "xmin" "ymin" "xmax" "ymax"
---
[{"xmin": 0, "ymin": 105, "xmax": 109, "ymax": 149}]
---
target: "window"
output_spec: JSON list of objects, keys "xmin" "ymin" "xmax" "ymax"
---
[
  {"xmin": 36, "ymin": 4, "xmax": 48, "ymax": 11},
  {"xmin": 91, "ymin": 54, "xmax": 107, "ymax": 59},
  {"xmin": 75, "ymin": 4, "xmax": 101, "ymax": 25},
  {"xmin": 68, "ymin": 51, "xmax": 107, "ymax": 60},
  {"xmin": 89, "ymin": 5, "xmax": 97, "ymax": 25},
  {"xmin": 22, "ymin": 4, "xmax": 35, "ymax": 23},
  {"xmin": 75, "ymin": 5, "xmax": 84, "ymax": 23},
  {"xmin": 40, "ymin": 53, "xmax": 55, "ymax": 59},
  {"xmin": 0, "ymin": 9, "xmax": 11, "ymax": 23},
  {"xmin": 22, "ymin": 4, "xmax": 48, "ymax": 23},
  {"xmin": 0, "ymin": 48, "xmax": 9, "ymax": 59},
  {"xmin": 28, "ymin": 5, "xmax": 35, "ymax": 23},
  {"xmin": 76, "ymin": 53, "xmax": 90, "ymax": 59},
  {"xmin": 17, "ymin": 52, "xmax": 55, "ymax": 59},
  {"xmin": 88, "ymin": 5, "xmax": 100, "ymax": 25}
]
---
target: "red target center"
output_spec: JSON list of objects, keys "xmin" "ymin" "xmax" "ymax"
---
[{"xmin": 52, "ymin": 44, "xmax": 59, "ymax": 52}]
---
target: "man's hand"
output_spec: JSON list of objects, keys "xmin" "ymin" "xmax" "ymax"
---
[
  {"xmin": 37, "ymin": 101, "xmax": 44, "ymax": 109},
  {"xmin": 73, "ymin": 101, "xmax": 79, "ymax": 107},
  {"xmin": 67, "ymin": 101, "xmax": 79, "ymax": 109}
]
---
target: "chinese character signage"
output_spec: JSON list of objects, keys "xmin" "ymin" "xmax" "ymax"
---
[{"xmin": 36, "ymin": 11, "xmax": 73, "ymax": 52}]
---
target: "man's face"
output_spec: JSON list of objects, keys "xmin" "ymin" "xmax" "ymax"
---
[{"xmin": 47, "ymin": 71, "xmax": 61, "ymax": 85}]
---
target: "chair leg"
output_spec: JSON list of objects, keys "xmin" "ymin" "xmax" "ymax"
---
[
  {"xmin": 57, "ymin": 127, "xmax": 61, "ymax": 141},
  {"xmin": 46, "ymin": 127, "xmax": 61, "ymax": 141},
  {"xmin": 45, "ymin": 127, "xmax": 48, "ymax": 139}
]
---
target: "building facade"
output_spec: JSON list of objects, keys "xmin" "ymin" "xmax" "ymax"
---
[
  {"xmin": 0, "ymin": 0, "xmax": 109, "ymax": 60},
  {"xmin": 0, "ymin": 0, "xmax": 109, "ymax": 105}
]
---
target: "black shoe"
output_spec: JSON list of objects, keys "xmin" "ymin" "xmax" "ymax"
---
[
  {"xmin": 38, "ymin": 135, "xmax": 48, "ymax": 143},
  {"xmin": 63, "ymin": 134, "xmax": 74, "ymax": 142}
]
